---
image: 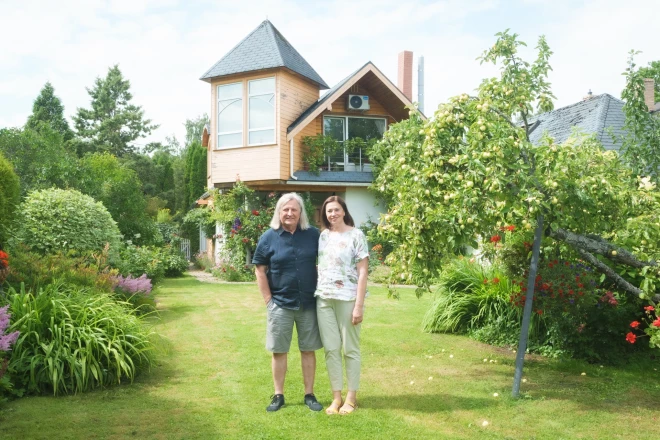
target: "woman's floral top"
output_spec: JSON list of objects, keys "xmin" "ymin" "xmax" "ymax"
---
[{"xmin": 314, "ymin": 228, "xmax": 369, "ymax": 301}]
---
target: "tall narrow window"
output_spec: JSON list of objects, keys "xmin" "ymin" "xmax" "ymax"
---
[
  {"xmin": 248, "ymin": 77, "xmax": 275, "ymax": 145},
  {"xmin": 217, "ymin": 82, "xmax": 243, "ymax": 148}
]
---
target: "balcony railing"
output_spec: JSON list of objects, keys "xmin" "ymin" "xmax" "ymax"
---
[{"xmin": 322, "ymin": 148, "xmax": 372, "ymax": 172}]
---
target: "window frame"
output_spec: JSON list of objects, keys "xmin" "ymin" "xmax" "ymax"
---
[
  {"xmin": 322, "ymin": 115, "xmax": 387, "ymax": 171},
  {"xmin": 216, "ymin": 81, "xmax": 244, "ymax": 150},
  {"xmin": 247, "ymin": 77, "xmax": 276, "ymax": 146}
]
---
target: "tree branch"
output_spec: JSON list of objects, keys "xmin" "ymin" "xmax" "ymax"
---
[
  {"xmin": 575, "ymin": 248, "xmax": 660, "ymax": 302},
  {"xmin": 550, "ymin": 228, "xmax": 657, "ymax": 268}
]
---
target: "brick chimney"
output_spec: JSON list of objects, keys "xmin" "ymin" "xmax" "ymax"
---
[
  {"xmin": 644, "ymin": 78, "xmax": 655, "ymax": 112},
  {"xmin": 398, "ymin": 51, "xmax": 413, "ymax": 101}
]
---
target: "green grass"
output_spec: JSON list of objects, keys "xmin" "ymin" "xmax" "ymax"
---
[{"xmin": 1, "ymin": 275, "xmax": 659, "ymax": 439}]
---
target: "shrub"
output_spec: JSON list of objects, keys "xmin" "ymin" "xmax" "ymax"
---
[
  {"xmin": 116, "ymin": 243, "xmax": 188, "ymax": 283},
  {"xmin": 193, "ymin": 251, "xmax": 214, "ymax": 272},
  {"xmin": 3, "ymin": 245, "xmax": 118, "ymax": 293},
  {"xmin": 4, "ymin": 283, "xmax": 155, "ymax": 396},
  {"xmin": 12, "ymin": 188, "xmax": 121, "ymax": 255},
  {"xmin": 211, "ymin": 259, "xmax": 255, "ymax": 282},
  {"xmin": 0, "ymin": 152, "xmax": 20, "ymax": 246}
]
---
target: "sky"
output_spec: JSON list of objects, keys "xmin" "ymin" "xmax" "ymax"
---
[{"xmin": 1, "ymin": 0, "xmax": 659, "ymax": 148}]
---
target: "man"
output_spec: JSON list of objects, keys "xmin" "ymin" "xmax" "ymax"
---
[{"xmin": 252, "ymin": 192, "xmax": 323, "ymax": 412}]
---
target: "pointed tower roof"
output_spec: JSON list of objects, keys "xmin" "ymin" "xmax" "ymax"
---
[{"xmin": 200, "ymin": 20, "xmax": 329, "ymax": 89}]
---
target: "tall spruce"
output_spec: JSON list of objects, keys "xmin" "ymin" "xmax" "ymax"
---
[
  {"xmin": 25, "ymin": 82, "xmax": 74, "ymax": 141},
  {"xmin": 74, "ymin": 65, "xmax": 158, "ymax": 157}
]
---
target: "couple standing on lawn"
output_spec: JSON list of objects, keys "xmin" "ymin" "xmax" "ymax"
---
[{"xmin": 252, "ymin": 193, "xmax": 369, "ymax": 415}]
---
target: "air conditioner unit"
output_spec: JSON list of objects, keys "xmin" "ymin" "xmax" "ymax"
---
[{"xmin": 347, "ymin": 95, "xmax": 370, "ymax": 110}]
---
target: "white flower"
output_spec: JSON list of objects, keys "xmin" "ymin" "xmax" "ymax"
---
[
  {"xmin": 522, "ymin": 379, "xmax": 527, "ymax": 383},
  {"xmin": 428, "ymin": 376, "xmax": 433, "ymax": 381},
  {"xmin": 581, "ymin": 372, "xmax": 587, "ymax": 376},
  {"xmin": 482, "ymin": 421, "xmax": 489, "ymax": 427},
  {"xmin": 410, "ymin": 381, "xmax": 415, "ymax": 385},
  {"xmin": 493, "ymin": 393, "xmax": 499, "ymax": 397},
  {"xmin": 411, "ymin": 365, "xmax": 415, "ymax": 368},
  {"xmin": 449, "ymin": 354, "xmax": 454, "ymax": 358},
  {"xmin": 483, "ymin": 358, "xmax": 488, "ymax": 362}
]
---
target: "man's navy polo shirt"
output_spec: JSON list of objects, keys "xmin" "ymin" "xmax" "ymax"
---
[{"xmin": 252, "ymin": 225, "xmax": 320, "ymax": 310}]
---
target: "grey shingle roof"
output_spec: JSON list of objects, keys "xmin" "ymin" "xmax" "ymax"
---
[
  {"xmin": 291, "ymin": 171, "xmax": 373, "ymax": 183},
  {"xmin": 287, "ymin": 63, "xmax": 370, "ymax": 134},
  {"xmin": 200, "ymin": 20, "xmax": 328, "ymax": 89},
  {"xmin": 527, "ymin": 93, "xmax": 627, "ymax": 151}
]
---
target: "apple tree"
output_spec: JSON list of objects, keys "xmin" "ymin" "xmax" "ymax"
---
[{"xmin": 371, "ymin": 30, "xmax": 660, "ymax": 395}]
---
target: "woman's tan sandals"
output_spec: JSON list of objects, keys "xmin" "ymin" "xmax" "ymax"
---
[
  {"xmin": 326, "ymin": 399, "xmax": 342, "ymax": 415},
  {"xmin": 339, "ymin": 401, "xmax": 357, "ymax": 415}
]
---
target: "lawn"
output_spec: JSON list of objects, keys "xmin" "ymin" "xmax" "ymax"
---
[{"xmin": 1, "ymin": 275, "xmax": 658, "ymax": 439}]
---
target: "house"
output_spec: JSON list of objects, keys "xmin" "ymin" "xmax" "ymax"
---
[{"xmin": 198, "ymin": 20, "xmax": 419, "ymax": 260}]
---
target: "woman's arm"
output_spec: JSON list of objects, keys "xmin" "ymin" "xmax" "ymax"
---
[{"xmin": 352, "ymin": 257, "xmax": 369, "ymax": 325}]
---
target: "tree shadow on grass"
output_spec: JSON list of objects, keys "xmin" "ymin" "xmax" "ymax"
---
[
  {"xmin": 491, "ymin": 356, "xmax": 660, "ymax": 413},
  {"xmin": 361, "ymin": 393, "xmax": 495, "ymax": 413}
]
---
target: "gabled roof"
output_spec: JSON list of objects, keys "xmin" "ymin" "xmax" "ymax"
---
[
  {"xmin": 527, "ymin": 93, "xmax": 627, "ymax": 151},
  {"xmin": 200, "ymin": 20, "xmax": 328, "ymax": 89},
  {"xmin": 286, "ymin": 62, "xmax": 423, "ymax": 140}
]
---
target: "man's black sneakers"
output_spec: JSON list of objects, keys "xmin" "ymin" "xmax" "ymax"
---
[
  {"xmin": 304, "ymin": 393, "xmax": 323, "ymax": 411},
  {"xmin": 267, "ymin": 394, "xmax": 285, "ymax": 412}
]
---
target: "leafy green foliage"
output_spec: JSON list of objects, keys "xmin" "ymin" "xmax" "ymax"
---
[
  {"xmin": 0, "ymin": 126, "xmax": 79, "ymax": 196},
  {"xmin": 184, "ymin": 114, "xmax": 210, "ymax": 148},
  {"xmin": 301, "ymin": 134, "xmax": 341, "ymax": 173},
  {"xmin": 372, "ymin": 31, "xmax": 660, "ymax": 307},
  {"xmin": 423, "ymin": 258, "xmax": 518, "ymax": 333},
  {"xmin": 620, "ymin": 52, "xmax": 660, "ymax": 183},
  {"xmin": 3, "ymin": 283, "xmax": 155, "ymax": 396},
  {"xmin": 184, "ymin": 142, "xmax": 207, "ymax": 209},
  {"xmin": 78, "ymin": 153, "xmax": 160, "ymax": 245},
  {"xmin": 25, "ymin": 82, "xmax": 74, "ymax": 141},
  {"xmin": 12, "ymin": 188, "xmax": 121, "ymax": 255},
  {"xmin": 3, "ymin": 245, "xmax": 118, "ymax": 293},
  {"xmin": 73, "ymin": 65, "xmax": 158, "ymax": 157},
  {"xmin": 115, "ymin": 243, "xmax": 188, "ymax": 283},
  {"xmin": 0, "ymin": 152, "xmax": 20, "ymax": 246}
]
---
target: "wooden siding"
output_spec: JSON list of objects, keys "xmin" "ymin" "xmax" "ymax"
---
[
  {"xmin": 207, "ymin": 69, "xmax": 320, "ymax": 186},
  {"xmin": 278, "ymin": 70, "xmax": 321, "ymax": 180},
  {"xmin": 290, "ymin": 80, "xmax": 401, "ymax": 173}
]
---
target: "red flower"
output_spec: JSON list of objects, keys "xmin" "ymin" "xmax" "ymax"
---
[
  {"xmin": 645, "ymin": 306, "xmax": 655, "ymax": 312},
  {"xmin": 653, "ymin": 319, "xmax": 660, "ymax": 328},
  {"xmin": 500, "ymin": 225, "xmax": 515, "ymax": 232},
  {"xmin": 625, "ymin": 332, "xmax": 637, "ymax": 344},
  {"xmin": 537, "ymin": 310, "xmax": 543, "ymax": 315},
  {"xmin": 0, "ymin": 250, "xmax": 8, "ymax": 259},
  {"xmin": 630, "ymin": 321, "xmax": 641, "ymax": 329},
  {"xmin": 483, "ymin": 279, "xmax": 489, "ymax": 284},
  {"xmin": 490, "ymin": 235, "xmax": 502, "ymax": 243},
  {"xmin": 242, "ymin": 238, "xmax": 249, "ymax": 243},
  {"xmin": 252, "ymin": 210, "xmax": 260, "ymax": 216},
  {"xmin": 492, "ymin": 277, "xmax": 500, "ymax": 284}
]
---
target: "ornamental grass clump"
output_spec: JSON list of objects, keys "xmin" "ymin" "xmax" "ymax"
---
[
  {"xmin": 422, "ymin": 257, "xmax": 519, "ymax": 334},
  {"xmin": 5, "ymin": 283, "xmax": 155, "ymax": 396}
]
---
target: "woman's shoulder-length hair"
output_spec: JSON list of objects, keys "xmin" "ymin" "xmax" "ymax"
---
[
  {"xmin": 320, "ymin": 196, "xmax": 354, "ymax": 229},
  {"xmin": 269, "ymin": 192, "xmax": 311, "ymax": 230}
]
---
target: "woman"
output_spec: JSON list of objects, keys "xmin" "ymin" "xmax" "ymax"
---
[{"xmin": 315, "ymin": 196, "xmax": 369, "ymax": 415}]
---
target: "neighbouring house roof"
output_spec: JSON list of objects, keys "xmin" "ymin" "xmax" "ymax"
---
[
  {"xmin": 286, "ymin": 61, "xmax": 423, "ymax": 140},
  {"xmin": 200, "ymin": 20, "xmax": 328, "ymax": 89},
  {"xmin": 527, "ymin": 93, "xmax": 627, "ymax": 151},
  {"xmin": 289, "ymin": 171, "xmax": 374, "ymax": 185}
]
